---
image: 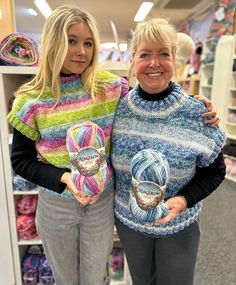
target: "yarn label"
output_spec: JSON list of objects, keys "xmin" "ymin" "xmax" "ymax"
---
[
  {"xmin": 70, "ymin": 147, "xmax": 106, "ymax": 176},
  {"xmin": 131, "ymin": 179, "xmax": 165, "ymax": 210}
]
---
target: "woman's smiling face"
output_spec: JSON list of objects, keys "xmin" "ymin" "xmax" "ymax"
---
[{"xmin": 133, "ymin": 40, "xmax": 174, "ymax": 94}]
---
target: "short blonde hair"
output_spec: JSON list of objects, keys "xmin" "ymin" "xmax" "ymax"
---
[
  {"xmin": 15, "ymin": 5, "xmax": 101, "ymax": 101},
  {"xmin": 131, "ymin": 18, "xmax": 177, "ymax": 61}
]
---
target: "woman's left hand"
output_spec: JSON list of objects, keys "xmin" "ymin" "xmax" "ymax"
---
[
  {"xmin": 154, "ymin": 196, "xmax": 187, "ymax": 225},
  {"xmin": 194, "ymin": 94, "xmax": 221, "ymax": 127}
]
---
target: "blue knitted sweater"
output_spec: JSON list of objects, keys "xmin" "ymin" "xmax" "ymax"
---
[{"xmin": 111, "ymin": 82, "xmax": 225, "ymax": 236}]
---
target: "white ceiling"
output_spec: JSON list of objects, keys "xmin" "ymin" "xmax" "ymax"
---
[{"xmin": 14, "ymin": 0, "xmax": 216, "ymax": 43}]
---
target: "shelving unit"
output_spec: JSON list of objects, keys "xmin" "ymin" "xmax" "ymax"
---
[
  {"xmin": 223, "ymin": 41, "xmax": 236, "ymax": 182},
  {"xmin": 0, "ymin": 133, "xmax": 16, "ymax": 285},
  {"xmin": 199, "ymin": 38, "xmax": 216, "ymax": 100},
  {"xmin": 201, "ymin": 35, "xmax": 236, "ymax": 183},
  {"xmin": 0, "ymin": 66, "xmax": 38, "ymax": 285},
  {"xmin": 176, "ymin": 64, "xmax": 200, "ymax": 96},
  {"xmin": 0, "ymin": 66, "xmax": 131, "ymax": 285},
  {"xmin": 210, "ymin": 35, "xmax": 235, "ymax": 127}
]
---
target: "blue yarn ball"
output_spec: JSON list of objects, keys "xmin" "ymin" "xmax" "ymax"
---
[
  {"xmin": 131, "ymin": 149, "xmax": 170, "ymax": 186},
  {"xmin": 129, "ymin": 194, "xmax": 168, "ymax": 224},
  {"xmin": 129, "ymin": 149, "xmax": 170, "ymax": 224}
]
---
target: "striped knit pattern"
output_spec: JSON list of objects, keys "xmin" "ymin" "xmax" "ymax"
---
[
  {"xmin": 111, "ymin": 82, "xmax": 225, "ymax": 236},
  {"xmin": 8, "ymin": 69, "xmax": 129, "ymax": 198}
]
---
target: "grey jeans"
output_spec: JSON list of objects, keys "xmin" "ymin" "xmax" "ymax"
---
[
  {"xmin": 36, "ymin": 187, "xmax": 114, "ymax": 285},
  {"xmin": 116, "ymin": 218, "xmax": 200, "ymax": 285}
]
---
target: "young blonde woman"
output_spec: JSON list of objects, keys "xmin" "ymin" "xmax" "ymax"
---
[
  {"xmin": 8, "ymin": 5, "xmax": 220, "ymax": 285},
  {"xmin": 8, "ymin": 5, "xmax": 128, "ymax": 285},
  {"xmin": 111, "ymin": 18, "xmax": 226, "ymax": 285}
]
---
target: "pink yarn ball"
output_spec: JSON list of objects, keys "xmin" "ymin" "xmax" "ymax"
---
[
  {"xmin": 16, "ymin": 195, "xmax": 38, "ymax": 214},
  {"xmin": 16, "ymin": 214, "xmax": 37, "ymax": 240},
  {"xmin": 66, "ymin": 122, "xmax": 110, "ymax": 197}
]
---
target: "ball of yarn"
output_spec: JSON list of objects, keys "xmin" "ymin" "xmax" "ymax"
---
[
  {"xmin": 129, "ymin": 193, "xmax": 168, "ymax": 224},
  {"xmin": 16, "ymin": 214, "xmax": 37, "ymax": 240},
  {"xmin": 129, "ymin": 149, "xmax": 170, "ymax": 224},
  {"xmin": 0, "ymin": 33, "xmax": 39, "ymax": 66},
  {"xmin": 131, "ymin": 149, "xmax": 170, "ymax": 186},
  {"xmin": 13, "ymin": 175, "xmax": 37, "ymax": 191},
  {"xmin": 16, "ymin": 195, "xmax": 38, "ymax": 215},
  {"xmin": 66, "ymin": 122, "xmax": 110, "ymax": 197}
]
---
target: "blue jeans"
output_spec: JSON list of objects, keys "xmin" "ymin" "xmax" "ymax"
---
[{"xmin": 36, "ymin": 187, "xmax": 114, "ymax": 285}]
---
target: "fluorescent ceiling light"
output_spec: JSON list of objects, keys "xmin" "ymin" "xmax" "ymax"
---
[
  {"xmin": 34, "ymin": 0, "xmax": 52, "ymax": 18},
  {"xmin": 134, "ymin": 1, "xmax": 154, "ymax": 22},
  {"xmin": 28, "ymin": 8, "xmax": 38, "ymax": 16}
]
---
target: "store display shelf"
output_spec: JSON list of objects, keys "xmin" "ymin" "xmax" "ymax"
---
[
  {"xmin": 178, "ymin": 76, "xmax": 200, "ymax": 82},
  {"xmin": 225, "ymin": 175, "xmax": 236, "ymax": 183},
  {"xmin": 202, "ymin": 63, "xmax": 214, "ymax": 68},
  {"xmin": 13, "ymin": 187, "xmax": 41, "ymax": 195},
  {"xmin": 36, "ymin": 283, "xmax": 55, "ymax": 285},
  {"xmin": 226, "ymin": 121, "xmax": 236, "ymax": 127},
  {"xmin": 8, "ymin": 133, "xmax": 13, "ymax": 145},
  {"xmin": 228, "ymin": 106, "xmax": 236, "ymax": 110},
  {"xmin": 0, "ymin": 66, "xmax": 38, "ymax": 74},
  {"xmin": 18, "ymin": 237, "xmax": 42, "ymax": 246},
  {"xmin": 110, "ymin": 281, "xmax": 128, "ymax": 285},
  {"xmin": 230, "ymin": 87, "xmax": 236, "ymax": 91},
  {"xmin": 226, "ymin": 134, "xmax": 236, "ymax": 140},
  {"xmin": 200, "ymin": 84, "xmax": 212, "ymax": 88}
]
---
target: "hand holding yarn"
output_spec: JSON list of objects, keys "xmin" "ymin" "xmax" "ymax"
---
[
  {"xmin": 129, "ymin": 149, "xmax": 170, "ymax": 224},
  {"xmin": 154, "ymin": 195, "xmax": 187, "ymax": 226},
  {"xmin": 66, "ymin": 122, "xmax": 110, "ymax": 199}
]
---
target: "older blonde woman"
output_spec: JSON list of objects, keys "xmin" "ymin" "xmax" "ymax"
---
[{"xmin": 112, "ymin": 18, "xmax": 225, "ymax": 285}]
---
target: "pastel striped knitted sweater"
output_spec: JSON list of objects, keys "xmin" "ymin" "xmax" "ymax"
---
[
  {"xmin": 8, "ymin": 69, "xmax": 128, "ymax": 198},
  {"xmin": 111, "ymin": 82, "xmax": 225, "ymax": 236}
]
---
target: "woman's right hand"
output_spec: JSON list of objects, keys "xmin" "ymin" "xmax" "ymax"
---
[{"xmin": 60, "ymin": 172, "xmax": 92, "ymax": 205}]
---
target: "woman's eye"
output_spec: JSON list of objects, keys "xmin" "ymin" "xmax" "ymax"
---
[
  {"xmin": 68, "ymin": 38, "xmax": 76, "ymax": 45},
  {"xmin": 84, "ymin": 41, "xmax": 93, "ymax": 47},
  {"xmin": 160, "ymin": 52, "xmax": 170, "ymax": 57},
  {"xmin": 139, "ymin": 53, "xmax": 149, "ymax": 58}
]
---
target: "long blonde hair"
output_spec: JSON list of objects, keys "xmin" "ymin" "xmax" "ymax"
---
[{"xmin": 15, "ymin": 5, "xmax": 101, "ymax": 101}]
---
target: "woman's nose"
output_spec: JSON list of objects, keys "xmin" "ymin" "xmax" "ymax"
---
[
  {"xmin": 76, "ymin": 44, "xmax": 85, "ymax": 56},
  {"xmin": 149, "ymin": 57, "xmax": 159, "ymax": 67}
]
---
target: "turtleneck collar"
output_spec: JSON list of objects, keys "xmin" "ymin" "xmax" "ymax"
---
[
  {"xmin": 138, "ymin": 82, "xmax": 173, "ymax": 101},
  {"xmin": 126, "ymin": 81, "xmax": 188, "ymax": 118},
  {"xmin": 60, "ymin": 73, "xmax": 83, "ymax": 91}
]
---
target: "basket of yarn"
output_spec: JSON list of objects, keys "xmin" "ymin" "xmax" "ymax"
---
[
  {"xmin": 0, "ymin": 33, "xmax": 39, "ymax": 66},
  {"xmin": 129, "ymin": 149, "xmax": 170, "ymax": 224},
  {"xmin": 66, "ymin": 122, "xmax": 110, "ymax": 197}
]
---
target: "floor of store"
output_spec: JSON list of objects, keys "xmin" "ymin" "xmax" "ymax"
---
[{"xmin": 195, "ymin": 179, "xmax": 236, "ymax": 285}]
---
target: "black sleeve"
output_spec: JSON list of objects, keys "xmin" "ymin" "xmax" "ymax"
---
[
  {"xmin": 176, "ymin": 151, "xmax": 226, "ymax": 208},
  {"xmin": 11, "ymin": 128, "xmax": 69, "ymax": 193}
]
